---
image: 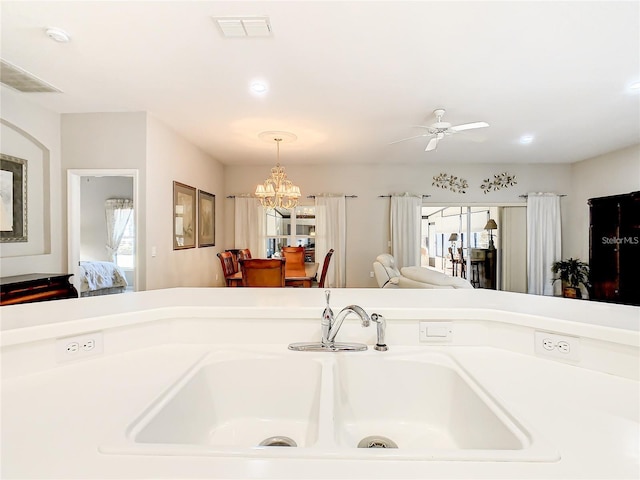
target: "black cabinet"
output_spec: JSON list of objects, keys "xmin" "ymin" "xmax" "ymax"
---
[
  {"xmin": 588, "ymin": 192, "xmax": 640, "ymax": 306},
  {"xmin": 0, "ymin": 274, "xmax": 79, "ymax": 306}
]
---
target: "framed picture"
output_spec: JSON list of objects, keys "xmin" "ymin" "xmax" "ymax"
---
[
  {"xmin": 1, "ymin": 153, "xmax": 28, "ymax": 243},
  {"xmin": 173, "ymin": 181, "xmax": 196, "ymax": 250},
  {"xmin": 198, "ymin": 190, "xmax": 215, "ymax": 247}
]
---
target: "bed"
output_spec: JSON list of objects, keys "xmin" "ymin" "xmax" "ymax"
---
[{"xmin": 78, "ymin": 261, "xmax": 128, "ymax": 297}]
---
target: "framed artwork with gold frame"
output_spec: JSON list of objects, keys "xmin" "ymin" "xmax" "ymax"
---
[
  {"xmin": 197, "ymin": 190, "xmax": 215, "ymax": 247},
  {"xmin": 173, "ymin": 181, "xmax": 196, "ymax": 250}
]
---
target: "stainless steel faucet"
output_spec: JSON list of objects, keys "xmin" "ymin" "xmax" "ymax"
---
[
  {"xmin": 289, "ymin": 290, "xmax": 387, "ymax": 352},
  {"xmin": 322, "ymin": 302, "xmax": 370, "ymax": 345}
]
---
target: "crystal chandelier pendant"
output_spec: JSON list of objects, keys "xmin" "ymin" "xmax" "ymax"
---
[{"xmin": 255, "ymin": 132, "xmax": 301, "ymax": 210}]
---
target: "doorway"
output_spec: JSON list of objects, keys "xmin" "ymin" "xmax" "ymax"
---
[
  {"xmin": 67, "ymin": 169, "xmax": 139, "ymax": 294},
  {"xmin": 421, "ymin": 205, "xmax": 527, "ymax": 292}
]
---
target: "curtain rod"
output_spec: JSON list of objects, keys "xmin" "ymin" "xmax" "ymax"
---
[
  {"xmin": 378, "ymin": 194, "xmax": 431, "ymax": 198},
  {"xmin": 519, "ymin": 194, "xmax": 567, "ymax": 198},
  {"xmin": 306, "ymin": 195, "xmax": 358, "ymax": 199},
  {"xmin": 227, "ymin": 195, "xmax": 359, "ymax": 199}
]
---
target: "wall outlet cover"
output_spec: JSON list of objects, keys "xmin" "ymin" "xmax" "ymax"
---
[
  {"xmin": 534, "ymin": 331, "xmax": 580, "ymax": 362},
  {"xmin": 56, "ymin": 331, "xmax": 104, "ymax": 363}
]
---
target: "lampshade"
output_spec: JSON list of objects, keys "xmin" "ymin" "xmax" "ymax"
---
[
  {"xmin": 484, "ymin": 219, "xmax": 498, "ymax": 230},
  {"xmin": 448, "ymin": 233, "xmax": 458, "ymax": 242}
]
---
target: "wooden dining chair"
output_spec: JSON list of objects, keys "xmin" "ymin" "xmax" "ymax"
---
[
  {"xmin": 237, "ymin": 248, "xmax": 252, "ymax": 262},
  {"xmin": 457, "ymin": 247, "xmax": 467, "ymax": 279},
  {"xmin": 316, "ymin": 249, "xmax": 334, "ymax": 288},
  {"xmin": 281, "ymin": 246, "xmax": 306, "ymax": 276},
  {"xmin": 217, "ymin": 251, "xmax": 240, "ymax": 287},
  {"xmin": 239, "ymin": 258, "xmax": 286, "ymax": 287}
]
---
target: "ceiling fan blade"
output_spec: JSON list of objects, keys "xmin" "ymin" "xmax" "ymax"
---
[
  {"xmin": 389, "ymin": 132, "xmax": 432, "ymax": 145},
  {"xmin": 450, "ymin": 121, "xmax": 489, "ymax": 132},
  {"xmin": 450, "ymin": 131, "xmax": 486, "ymax": 143},
  {"xmin": 425, "ymin": 137, "xmax": 439, "ymax": 151}
]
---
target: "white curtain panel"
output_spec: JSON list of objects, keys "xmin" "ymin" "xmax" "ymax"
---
[
  {"xmin": 315, "ymin": 195, "xmax": 346, "ymax": 288},
  {"xmin": 104, "ymin": 198, "xmax": 133, "ymax": 263},
  {"xmin": 526, "ymin": 193, "xmax": 562, "ymax": 295},
  {"xmin": 234, "ymin": 196, "xmax": 266, "ymax": 258},
  {"xmin": 390, "ymin": 194, "xmax": 422, "ymax": 269}
]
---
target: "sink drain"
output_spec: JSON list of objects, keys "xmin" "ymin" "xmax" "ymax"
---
[
  {"xmin": 258, "ymin": 436, "xmax": 297, "ymax": 447},
  {"xmin": 357, "ymin": 435, "xmax": 398, "ymax": 449}
]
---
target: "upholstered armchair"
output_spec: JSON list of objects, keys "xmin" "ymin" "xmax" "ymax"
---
[{"xmin": 373, "ymin": 253, "xmax": 473, "ymax": 289}]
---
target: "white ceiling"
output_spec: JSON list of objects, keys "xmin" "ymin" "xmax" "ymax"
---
[{"xmin": 2, "ymin": 1, "xmax": 639, "ymax": 166}]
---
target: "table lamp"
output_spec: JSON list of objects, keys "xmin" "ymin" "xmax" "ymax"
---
[
  {"xmin": 485, "ymin": 219, "xmax": 498, "ymax": 249},
  {"xmin": 448, "ymin": 233, "xmax": 458, "ymax": 249}
]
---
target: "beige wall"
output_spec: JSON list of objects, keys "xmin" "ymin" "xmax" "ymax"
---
[
  {"xmin": 225, "ymin": 162, "xmax": 573, "ymax": 287},
  {"xmin": 145, "ymin": 115, "xmax": 226, "ymax": 289},
  {"xmin": 565, "ymin": 144, "xmax": 640, "ymax": 261},
  {"xmin": 0, "ymin": 86, "xmax": 61, "ymax": 276},
  {"xmin": 62, "ymin": 112, "xmax": 147, "ymax": 288}
]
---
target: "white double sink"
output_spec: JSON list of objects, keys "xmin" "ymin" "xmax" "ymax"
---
[{"xmin": 101, "ymin": 348, "xmax": 559, "ymax": 462}]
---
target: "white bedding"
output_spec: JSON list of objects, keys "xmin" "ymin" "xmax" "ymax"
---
[{"xmin": 78, "ymin": 261, "xmax": 128, "ymax": 293}]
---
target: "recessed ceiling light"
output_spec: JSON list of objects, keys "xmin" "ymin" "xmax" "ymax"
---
[
  {"xmin": 519, "ymin": 135, "xmax": 534, "ymax": 145},
  {"xmin": 250, "ymin": 81, "xmax": 268, "ymax": 94},
  {"xmin": 629, "ymin": 81, "xmax": 640, "ymax": 91},
  {"xmin": 45, "ymin": 27, "xmax": 71, "ymax": 43}
]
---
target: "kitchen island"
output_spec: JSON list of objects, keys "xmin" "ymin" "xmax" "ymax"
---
[{"xmin": 1, "ymin": 288, "xmax": 638, "ymax": 479}]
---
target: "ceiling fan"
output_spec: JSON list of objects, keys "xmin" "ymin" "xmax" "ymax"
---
[{"xmin": 390, "ymin": 108, "xmax": 489, "ymax": 152}]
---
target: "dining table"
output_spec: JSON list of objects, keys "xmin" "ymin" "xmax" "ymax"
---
[{"xmin": 227, "ymin": 262, "xmax": 319, "ymax": 288}]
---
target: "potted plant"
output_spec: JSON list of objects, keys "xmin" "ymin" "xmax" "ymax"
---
[{"xmin": 551, "ymin": 258, "xmax": 590, "ymax": 299}]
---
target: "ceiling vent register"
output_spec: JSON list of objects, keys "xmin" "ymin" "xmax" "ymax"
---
[
  {"xmin": 213, "ymin": 16, "xmax": 272, "ymax": 37},
  {"xmin": 0, "ymin": 60, "xmax": 61, "ymax": 93}
]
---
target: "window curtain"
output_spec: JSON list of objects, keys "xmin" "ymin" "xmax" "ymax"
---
[
  {"xmin": 499, "ymin": 206, "xmax": 528, "ymax": 293},
  {"xmin": 234, "ymin": 196, "xmax": 266, "ymax": 258},
  {"xmin": 526, "ymin": 193, "xmax": 562, "ymax": 295},
  {"xmin": 390, "ymin": 193, "xmax": 422, "ymax": 269},
  {"xmin": 315, "ymin": 195, "xmax": 346, "ymax": 288},
  {"xmin": 105, "ymin": 198, "xmax": 133, "ymax": 263}
]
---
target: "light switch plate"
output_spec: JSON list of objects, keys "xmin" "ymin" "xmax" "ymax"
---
[{"xmin": 419, "ymin": 322, "xmax": 453, "ymax": 342}]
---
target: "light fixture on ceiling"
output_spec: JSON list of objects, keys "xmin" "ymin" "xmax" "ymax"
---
[
  {"xmin": 45, "ymin": 27, "xmax": 71, "ymax": 43},
  {"xmin": 519, "ymin": 134, "xmax": 534, "ymax": 145},
  {"xmin": 255, "ymin": 131, "xmax": 301, "ymax": 210},
  {"xmin": 628, "ymin": 81, "xmax": 640, "ymax": 92},
  {"xmin": 250, "ymin": 81, "xmax": 267, "ymax": 94}
]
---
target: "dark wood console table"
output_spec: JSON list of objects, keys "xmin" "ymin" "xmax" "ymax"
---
[{"xmin": 0, "ymin": 273, "xmax": 78, "ymax": 306}]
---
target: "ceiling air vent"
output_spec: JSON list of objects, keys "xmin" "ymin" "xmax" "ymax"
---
[
  {"xmin": 212, "ymin": 16, "xmax": 272, "ymax": 37},
  {"xmin": 0, "ymin": 59, "xmax": 61, "ymax": 93}
]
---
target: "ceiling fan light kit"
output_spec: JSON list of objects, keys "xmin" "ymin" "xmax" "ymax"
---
[{"xmin": 391, "ymin": 108, "xmax": 489, "ymax": 152}]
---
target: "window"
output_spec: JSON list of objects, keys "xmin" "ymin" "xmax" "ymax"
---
[
  {"xmin": 116, "ymin": 213, "xmax": 134, "ymax": 269},
  {"xmin": 265, "ymin": 206, "xmax": 316, "ymax": 261}
]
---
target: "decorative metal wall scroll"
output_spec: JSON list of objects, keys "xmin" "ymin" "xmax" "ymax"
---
[
  {"xmin": 432, "ymin": 173, "xmax": 469, "ymax": 194},
  {"xmin": 480, "ymin": 172, "xmax": 517, "ymax": 194}
]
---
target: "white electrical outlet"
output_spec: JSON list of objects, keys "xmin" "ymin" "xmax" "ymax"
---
[
  {"xmin": 56, "ymin": 332, "xmax": 104, "ymax": 363},
  {"xmin": 534, "ymin": 331, "xmax": 580, "ymax": 362}
]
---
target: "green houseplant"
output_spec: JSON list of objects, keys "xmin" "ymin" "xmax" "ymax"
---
[{"xmin": 551, "ymin": 258, "xmax": 590, "ymax": 299}]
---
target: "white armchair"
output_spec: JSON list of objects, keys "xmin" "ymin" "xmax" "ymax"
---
[{"xmin": 373, "ymin": 253, "xmax": 473, "ymax": 289}]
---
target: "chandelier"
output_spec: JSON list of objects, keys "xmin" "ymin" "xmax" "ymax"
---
[{"xmin": 255, "ymin": 132, "xmax": 301, "ymax": 210}]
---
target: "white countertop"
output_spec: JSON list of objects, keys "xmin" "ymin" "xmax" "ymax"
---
[
  {"xmin": 1, "ymin": 288, "xmax": 639, "ymax": 479},
  {"xmin": 2, "ymin": 344, "xmax": 637, "ymax": 479}
]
